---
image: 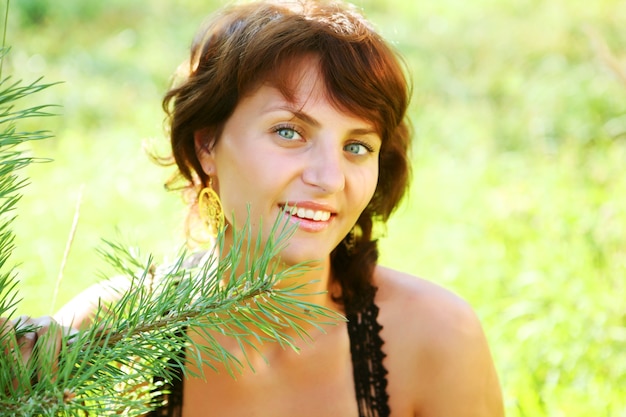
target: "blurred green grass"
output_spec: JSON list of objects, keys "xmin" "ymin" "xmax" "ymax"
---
[{"xmin": 4, "ymin": 0, "xmax": 625, "ymax": 415}]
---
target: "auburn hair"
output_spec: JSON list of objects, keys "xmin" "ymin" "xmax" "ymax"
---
[{"xmin": 163, "ymin": 0, "xmax": 412, "ymax": 312}]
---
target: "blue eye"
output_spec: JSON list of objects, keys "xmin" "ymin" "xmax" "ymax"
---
[
  {"xmin": 344, "ymin": 142, "xmax": 372, "ymax": 155},
  {"xmin": 275, "ymin": 126, "xmax": 302, "ymax": 141}
]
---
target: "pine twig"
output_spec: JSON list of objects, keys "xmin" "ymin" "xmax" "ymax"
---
[
  {"xmin": 1, "ymin": 214, "xmax": 343, "ymax": 416},
  {"xmin": 0, "ymin": 0, "xmax": 10, "ymax": 79}
]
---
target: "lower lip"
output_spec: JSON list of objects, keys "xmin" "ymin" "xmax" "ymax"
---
[{"xmin": 283, "ymin": 211, "xmax": 333, "ymax": 232}]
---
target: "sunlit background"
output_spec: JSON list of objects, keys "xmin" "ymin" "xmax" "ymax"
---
[{"xmin": 4, "ymin": 0, "xmax": 625, "ymax": 415}]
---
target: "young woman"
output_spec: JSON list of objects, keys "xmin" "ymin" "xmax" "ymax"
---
[{"xmin": 7, "ymin": 1, "xmax": 504, "ymax": 416}]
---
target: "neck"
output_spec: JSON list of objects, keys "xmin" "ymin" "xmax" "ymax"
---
[
  {"xmin": 215, "ymin": 234, "xmax": 343, "ymax": 334},
  {"xmin": 218, "ymin": 228, "xmax": 341, "ymax": 311},
  {"xmin": 264, "ymin": 259, "xmax": 345, "ymax": 359},
  {"xmin": 271, "ymin": 256, "xmax": 341, "ymax": 312}
]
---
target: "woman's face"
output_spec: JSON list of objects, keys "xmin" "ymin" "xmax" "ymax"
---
[{"xmin": 196, "ymin": 58, "xmax": 380, "ymax": 266}]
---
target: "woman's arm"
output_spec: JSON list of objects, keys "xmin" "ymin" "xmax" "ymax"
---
[{"xmin": 53, "ymin": 275, "xmax": 133, "ymax": 330}]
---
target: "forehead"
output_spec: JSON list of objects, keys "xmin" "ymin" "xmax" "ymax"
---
[
  {"xmin": 245, "ymin": 55, "xmax": 379, "ymax": 130},
  {"xmin": 247, "ymin": 54, "xmax": 322, "ymax": 101}
]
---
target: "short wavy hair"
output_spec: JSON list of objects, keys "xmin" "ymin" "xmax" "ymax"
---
[{"xmin": 163, "ymin": 0, "xmax": 412, "ymax": 311}]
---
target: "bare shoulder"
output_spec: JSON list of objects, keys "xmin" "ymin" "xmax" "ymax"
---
[
  {"xmin": 373, "ymin": 265, "xmax": 480, "ymax": 340},
  {"xmin": 373, "ymin": 266, "xmax": 504, "ymax": 417}
]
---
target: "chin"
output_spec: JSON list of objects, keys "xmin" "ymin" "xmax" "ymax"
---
[{"xmin": 278, "ymin": 245, "xmax": 329, "ymax": 269}]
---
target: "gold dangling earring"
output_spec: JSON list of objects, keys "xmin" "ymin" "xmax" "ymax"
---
[{"xmin": 198, "ymin": 177, "xmax": 224, "ymax": 238}]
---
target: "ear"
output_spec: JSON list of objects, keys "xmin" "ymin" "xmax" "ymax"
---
[{"xmin": 194, "ymin": 128, "xmax": 216, "ymax": 176}]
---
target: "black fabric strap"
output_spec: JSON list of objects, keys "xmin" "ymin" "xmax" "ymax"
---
[
  {"xmin": 146, "ymin": 339, "xmax": 185, "ymax": 417},
  {"xmin": 346, "ymin": 301, "xmax": 391, "ymax": 417}
]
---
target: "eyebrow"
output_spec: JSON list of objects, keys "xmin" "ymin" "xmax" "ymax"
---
[{"xmin": 276, "ymin": 105, "xmax": 379, "ymax": 137}]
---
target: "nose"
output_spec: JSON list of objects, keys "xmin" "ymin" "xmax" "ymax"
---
[{"xmin": 301, "ymin": 141, "xmax": 345, "ymax": 193}]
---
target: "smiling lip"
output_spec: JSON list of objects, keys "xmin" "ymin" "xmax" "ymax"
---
[{"xmin": 281, "ymin": 202, "xmax": 336, "ymax": 231}]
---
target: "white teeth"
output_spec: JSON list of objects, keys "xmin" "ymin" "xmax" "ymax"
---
[
  {"xmin": 297, "ymin": 207, "xmax": 308, "ymax": 218},
  {"xmin": 284, "ymin": 204, "xmax": 331, "ymax": 222}
]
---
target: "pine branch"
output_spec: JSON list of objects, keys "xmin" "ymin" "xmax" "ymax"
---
[
  {"xmin": 0, "ymin": 50, "xmax": 57, "ymax": 321},
  {"xmin": 0, "ymin": 49, "xmax": 63, "ymax": 415},
  {"xmin": 2, "ymin": 215, "xmax": 341, "ymax": 416}
]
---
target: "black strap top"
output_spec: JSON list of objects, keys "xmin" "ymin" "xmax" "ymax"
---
[{"xmin": 148, "ymin": 294, "xmax": 390, "ymax": 417}]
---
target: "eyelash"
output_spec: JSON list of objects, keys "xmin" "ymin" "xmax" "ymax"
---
[
  {"xmin": 272, "ymin": 123, "xmax": 303, "ymax": 140},
  {"xmin": 347, "ymin": 141, "xmax": 376, "ymax": 154},
  {"xmin": 271, "ymin": 123, "xmax": 377, "ymax": 154}
]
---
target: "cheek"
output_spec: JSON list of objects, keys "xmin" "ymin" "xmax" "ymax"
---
[
  {"xmin": 351, "ymin": 165, "xmax": 379, "ymax": 212},
  {"xmin": 214, "ymin": 158, "xmax": 277, "ymax": 226}
]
